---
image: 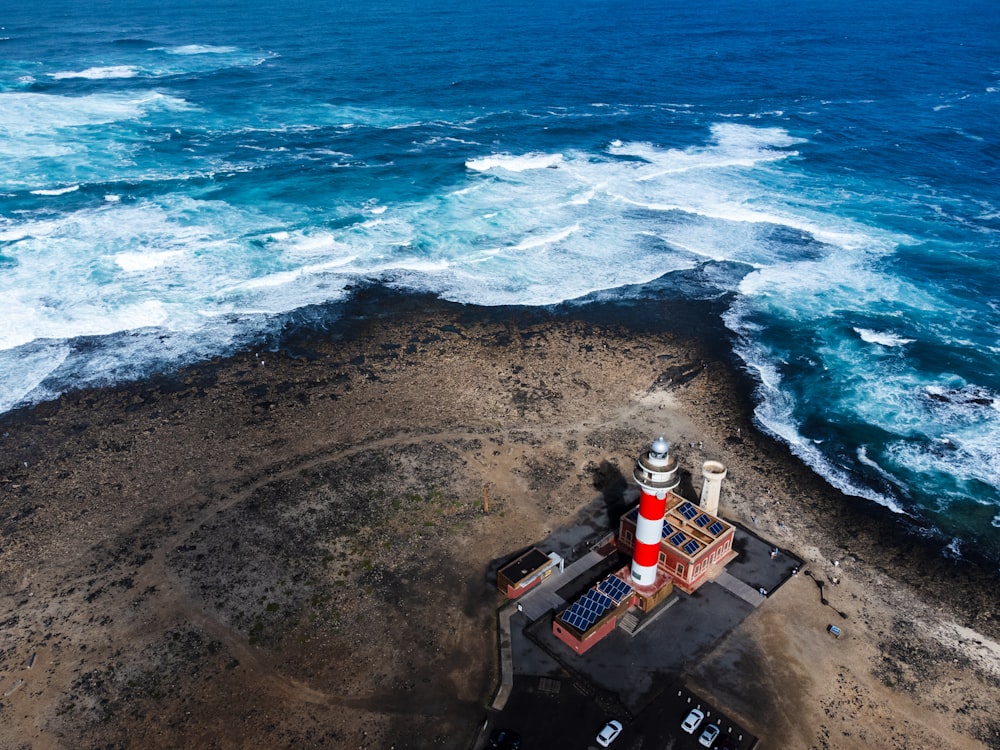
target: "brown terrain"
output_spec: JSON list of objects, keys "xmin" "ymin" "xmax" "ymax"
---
[{"xmin": 1, "ymin": 294, "xmax": 999, "ymax": 749}]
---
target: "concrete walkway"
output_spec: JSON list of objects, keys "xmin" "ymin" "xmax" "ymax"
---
[
  {"xmin": 712, "ymin": 570, "xmax": 767, "ymax": 608},
  {"xmin": 491, "ymin": 602, "xmax": 518, "ymax": 710}
]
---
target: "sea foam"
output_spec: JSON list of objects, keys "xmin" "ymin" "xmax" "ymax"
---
[
  {"xmin": 465, "ymin": 153, "xmax": 564, "ymax": 172},
  {"xmin": 49, "ymin": 65, "xmax": 140, "ymax": 80}
]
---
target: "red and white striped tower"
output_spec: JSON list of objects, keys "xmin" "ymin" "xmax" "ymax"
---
[{"xmin": 630, "ymin": 436, "xmax": 680, "ymax": 587}]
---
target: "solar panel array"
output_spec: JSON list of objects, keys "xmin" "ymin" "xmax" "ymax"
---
[
  {"xmin": 597, "ymin": 574, "xmax": 632, "ymax": 604},
  {"xmin": 660, "ymin": 520, "xmax": 675, "ymax": 538},
  {"xmin": 683, "ymin": 539, "xmax": 701, "ymax": 555},
  {"xmin": 707, "ymin": 520, "xmax": 725, "ymax": 536},
  {"xmin": 695, "ymin": 513, "xmax": 711, "ymax": 528},
  {"xmin": 678, "ymin": 501, "xmax": 698, "ymax": 520},
  {"xmin": 669, "ymin": 531, "xmax": 686, "ymax": 546},
  {"xmin": 559, "ymin": 588, "xmax": 615, "ymax": 632}
]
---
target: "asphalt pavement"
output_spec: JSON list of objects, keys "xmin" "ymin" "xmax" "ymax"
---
[{"xmin": 478, "ymin": 522, "xmax": 799, "ymax": 749}]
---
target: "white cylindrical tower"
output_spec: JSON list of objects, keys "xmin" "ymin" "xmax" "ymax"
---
[
  {"xmin": 699, "ymin": 460, "xmax": 727, "ymax": 516},
  {"xmin": 630, "ymin": 436, "xmax": 680, "ymax": 587}
]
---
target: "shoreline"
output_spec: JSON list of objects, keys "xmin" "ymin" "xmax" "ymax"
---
[{"xmin": 1, "ymin": 288, "xmax": 999, "ymax": 748}]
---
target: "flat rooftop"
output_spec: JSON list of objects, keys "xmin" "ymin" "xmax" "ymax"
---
[{"xmin": 499, "ymin": 547, "xmax": 553, "ymax": 586}]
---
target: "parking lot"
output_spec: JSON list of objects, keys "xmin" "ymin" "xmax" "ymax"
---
[{"xmin": 480, "ymin": 523, "xmax": 799, "ymax": 749}]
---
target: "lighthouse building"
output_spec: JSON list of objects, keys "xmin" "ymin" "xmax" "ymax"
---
[
  {"xmin": 551, "ymin": 437, "xmax": 738, "ymax": 654},
  {"xmin": 618, "ymin": 436, "xmax": 737, "ymax": 594}
]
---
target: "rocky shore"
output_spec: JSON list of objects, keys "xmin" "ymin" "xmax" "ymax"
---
[{"xmin": 1, "ymin": 289, "xmax": 999, "ymax": 749}]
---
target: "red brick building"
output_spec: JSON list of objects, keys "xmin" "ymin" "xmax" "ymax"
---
[{"xmin": 616, "ymin": 496, "xmax": 736, "ymax": 594}]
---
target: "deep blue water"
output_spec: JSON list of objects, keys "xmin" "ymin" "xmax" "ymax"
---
[{"xmin": 2, "ymin": 0, "xmax": 999, "ymax": 562}]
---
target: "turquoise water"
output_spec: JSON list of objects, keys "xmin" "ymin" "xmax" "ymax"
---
[{"xmin": 2, "ymin": 0, "xmax": 999, "ymax": 562}]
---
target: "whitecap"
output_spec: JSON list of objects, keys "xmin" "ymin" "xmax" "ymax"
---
[
  {"xmin": 465, "ymin": 152, "xmax": 563, "ymax": 172},
  {"xmin": 566, "ymin": 187, "xmax": 597, "ymax": 206},
  {"xmin": 30, "ymin": 185, "xmax": 80, "ymax": 196},
  {"xmin": 0, "ymin": 228, "xmax": 29, "ymax": 241},
  {"xmin": 854, "ymin": 328, "xmax": 915, "ymax": 347},
  {"xmin": 49, "ymin": 65, "xmax": 140, "ymax": 80},
  {"xmin": 113, "ymin": 249, "xmax": 186, "ymax": 272},
  {"xmin": 0, "ymin": 91, "xmax": 195, "ymax": 138},
  {"xmin": 221, "ymin": 255, "xmax": 359, "ymax": 293},
  {"xmin": 508, "ymin": 224, "xmax": 580, "ymax": 252},
  {"xmin": 161, "ymin": 44, "xmax": 238, "ymax": 55},
  {"xmin": 282, "ymin": 232, "xmax": 354, "ymax": 258}
]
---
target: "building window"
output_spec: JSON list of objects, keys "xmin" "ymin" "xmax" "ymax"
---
[{"xmin": 675, "ymin": 563, "xmax": 683, "ymax": 575}]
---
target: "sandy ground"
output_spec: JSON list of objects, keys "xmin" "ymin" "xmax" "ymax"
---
[{"xmin": 1, "ymin": 295, "xmax": 999, "ymax": 749}]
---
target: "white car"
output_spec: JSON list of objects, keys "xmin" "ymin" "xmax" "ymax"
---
[
  {"xmin": 698, "ymin": 723, "xmax": 720, "ymax": 747},
  {"xmin": 681, "ymin": 708, "xmax": 705, "ymax": 734},
  {"xmin": 596, "ymin": 719, "xmax": 623, "ymax": 747}
]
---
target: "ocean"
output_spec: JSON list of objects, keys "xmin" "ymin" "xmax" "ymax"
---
[{"xmin": 2, "ymin": 0, "xmax": 999, "ymax": 563}]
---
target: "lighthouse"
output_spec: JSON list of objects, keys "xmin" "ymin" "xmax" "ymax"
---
[{"xmin": 629, "ymin": 436, "xmax": 680, "ymax": 587}]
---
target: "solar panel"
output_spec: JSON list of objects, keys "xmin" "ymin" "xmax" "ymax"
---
[
  {"xmin": 708, "ymin": 521, "xmax": 725, "ymax": 536},
  {"xmin": 580, "ymin": 594, "xmax": 603, "ymax": 617},
  {"xmin": 660, "ymin": 521, "xmax": 674, "ymax": 538},
  {"xmin": 695, "ymin": 514, "xmax": 710, "ymax": 527},
  {"xmin": 580, "ymin": 609, "xmax": 597, "ymax": 627},
  {"xmin": 678, "ymin": 502, "xmax": 698, "ymax": 519},
  {"xmin": 669, "ymin": 531, "xmax": 686, "ymax": 546},
  {"xmin": 610, "ymin": 576, "xmax": 632, "ymax": 600},
  {"xmin": 683, "ymin": 540, "xmax": 700, "ymax": 555},
  {"xmin": 598, "ymin": 575, "xmax": 632, "ymax": 603}
]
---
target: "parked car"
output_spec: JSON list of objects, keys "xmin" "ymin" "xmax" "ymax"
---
[
  {"xmin": 596, "ymin": 719, "xmax": 623, "ymax": 747},
  {"xmin": 487, "ymin": 727, "xmax": 522, "ymax": 749},
  {"xmin": 681, "ymin": 708, "xmax": 705, "ymax": 734},
  {"xmin": 715, "ymin": 738, "xmax": 739, "ymax": 750},
  {"xmin": 698, "ymin": 723, "xmax": 720, "ymax": 747}
]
